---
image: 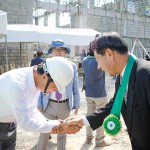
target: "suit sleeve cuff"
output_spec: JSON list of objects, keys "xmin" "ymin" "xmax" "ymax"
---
[{"xmin": 82, "ymin": 116, "xmax": 90, "ymax": 127}]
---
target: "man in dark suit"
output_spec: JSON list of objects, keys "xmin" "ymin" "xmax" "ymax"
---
[{"xmin": 63, "ymin": 32, "xmax": 150, "ymax": 150}]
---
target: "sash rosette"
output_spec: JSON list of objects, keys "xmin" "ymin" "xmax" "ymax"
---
[{"xmin": 103, "ymin": 114, "xmax": 121, "ymax": 136}]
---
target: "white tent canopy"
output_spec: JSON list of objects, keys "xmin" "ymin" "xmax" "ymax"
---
[
  {"xmin": 0, "ymin": 24, "xmax": 100, "ymax": 46},
  {"xmin": 0, "ymin": 10, "xmax": 7, "ymax": 39}
]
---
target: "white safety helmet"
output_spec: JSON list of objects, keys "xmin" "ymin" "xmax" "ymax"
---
[{"xmin": 43, "ymin": 57, "xmax": 73, "ymax": 94}]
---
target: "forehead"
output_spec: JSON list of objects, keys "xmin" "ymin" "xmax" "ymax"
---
[{"xmin": 52, "ymin": 46, "xmax": 65, "ymax": 49}]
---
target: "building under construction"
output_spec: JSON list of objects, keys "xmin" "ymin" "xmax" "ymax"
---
[{"xmin": 0, "ymin": 0, "xmax": 150, "ymax": 68}]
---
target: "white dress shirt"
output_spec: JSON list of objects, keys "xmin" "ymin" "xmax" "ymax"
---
[{"xmin": 0, "ymin": 67, "xmax": 59, "ymax": 133}]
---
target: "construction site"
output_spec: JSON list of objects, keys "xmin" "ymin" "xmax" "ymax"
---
[
  {"xmin": 0, "ymin": 1, "xmax": 150, "ymax": 150},
  {"xmin": 0, "ymin": 0, "xmax": 150, "ymax": 71}
]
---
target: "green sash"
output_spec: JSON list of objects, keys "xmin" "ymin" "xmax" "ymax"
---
[{"xmin": 103, "ymin": 54, "xmax": 136, "ymax": 136}]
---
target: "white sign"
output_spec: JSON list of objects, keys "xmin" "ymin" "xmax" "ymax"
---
[
  {"xmin": 128, "ymin": 1, "xmax": 135, "ymax": 14},
  {"xmin": 145, "ymin": 5, "xmax": 150, "ymax": 16}
]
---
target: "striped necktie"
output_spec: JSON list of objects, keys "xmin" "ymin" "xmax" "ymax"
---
[{"xmin": 120, "ymin": 75, "xmax": 128, "ymax": 104}]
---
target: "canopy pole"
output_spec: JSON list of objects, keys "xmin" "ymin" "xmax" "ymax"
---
[
  {"xmin": 138, "ymin": 39, "xmax": 150, "ymax": 58},
  {"xmin": 5, "ymin": 35, "xmax": 8, "ymax": 71},
  {"xmin": 19, "ymin": 42, "xmax": 22, "ymax": 67},
  {"xmin": 131, "ymin": 39, "xmax": 137, "ymax": 54}
]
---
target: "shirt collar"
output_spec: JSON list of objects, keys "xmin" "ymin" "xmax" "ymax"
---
[
  {"xmin": 27, "ymin": 67, "xmax": 38, "ymax": 92},
  {"xmin": 120, "ymin": 54, "xmax": 137, "ymax": 77},
  {"xmin": 121, "ymin": 65, "xmax": 126, "ymax": 77}
]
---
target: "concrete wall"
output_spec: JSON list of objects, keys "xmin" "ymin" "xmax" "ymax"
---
[
  {"xmin": 70, "ymin": 1, "xmax": 150, "ymax": 52},
  {"xmin": 0, "ymin": 0, "xmax": 150, "ymax": 70},
  {"xmin": 0, "ymin": 43, "xmax": 29, "ymax": 70},
  {"xmin": 0, "ymin": 0, "xmax": 33, "ymax": 24}
]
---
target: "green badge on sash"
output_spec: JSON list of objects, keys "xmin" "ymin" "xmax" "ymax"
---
[
  {"xmin": 103, "ymin": 54, "xmax": 136, "ymax": 136},
  {"xmin": 103, "ymin": 114, "xmax": 121, "ymax": 136}
]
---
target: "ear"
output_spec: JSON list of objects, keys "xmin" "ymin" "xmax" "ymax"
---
[
  {"xmin": 105, "ymin": 48, "xmax": 114, "ymax": 61},
  {"xmin": 105, "ymin": 48, "xmax": 112, "ymax": 56}
]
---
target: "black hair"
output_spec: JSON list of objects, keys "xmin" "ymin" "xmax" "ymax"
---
[
  {"xmin": 96, "ymin": 32, "xmax": 128, "ymax": 55},
  {"xmin": 95, "ymin": 34, "xmax": 100, "ymax": 38},
  {"xmin": 37, "ymin": 51, "xmax": 43, "ymax": 56},
  {"xmin": 36, "ymin": 62, "xmax": 54, "ymax": 94},
  {"xmin": 37, "ymin": 62, "xmax": 52, "ymax": 79},
  {"xmin": 37, "ymin": 63, "xmax": 45, "ymax": 75},
  {"xmin": 88, "ymin": 48, "xmax": 94, "ymax": 56}
]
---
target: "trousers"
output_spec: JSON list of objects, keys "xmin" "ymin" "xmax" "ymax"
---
[
  {"xmin": 0, "ymin": 122, "xmax": 16, "ymax": 150},
  {"xmin": 86, "ymin": 96, "xmax": 108, "ymax": 144},
  {"xmin": 37, "ymin": 101, "xmax": 70, "ymax": 150}
]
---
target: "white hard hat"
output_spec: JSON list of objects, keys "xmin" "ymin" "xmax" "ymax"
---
[{"xmin": 43, "ymin": 57, "xmax": 73, "ymax": 94}]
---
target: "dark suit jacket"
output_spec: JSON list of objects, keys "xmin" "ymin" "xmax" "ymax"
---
[
  {"xmin": 86, "ymin": 58, "xmax": 150, "ymax": 149},
  {"xmin": 30, "ymin": 56, "xmax": 45, "ymax": 66}
]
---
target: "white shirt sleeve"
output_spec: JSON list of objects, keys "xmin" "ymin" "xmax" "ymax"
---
[
  {"xmin": 6, "ymin": 84, "xmax": 60, "ymax": 133},
  {"xmin": 82, "ymin": 116, "xmax": 90, "ymax": 127}
]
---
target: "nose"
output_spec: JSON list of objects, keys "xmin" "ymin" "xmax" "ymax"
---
[{"xmin": 56, "ymin": 50, "xmax": 61, "ymax": 53}]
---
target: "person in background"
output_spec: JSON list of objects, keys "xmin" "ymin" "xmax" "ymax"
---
[
  {"xmin": 0, "ymin": 57, "xmax": 75, "ymax": 150},
  {"xmin": 37, "ymin": 39, "xmax": 80, "ymax": 150},
  {"xmin": 82, "ymin": 40, "xmax": 110, "ymax": 147},
  {"xmin": 30, "ymin": 50, "xmax": 45, "ymax": 66},
  {"xmin": 79, "ymin": 49, "xmax": 86, "ymax": 68},
  {"xmin": 87, "ymin": 48, "xmax": 91, "ymax": 56}
]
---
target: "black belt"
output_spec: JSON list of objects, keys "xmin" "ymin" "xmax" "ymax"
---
[
  {"xmin": 49, "ymin": 99, "xmax": 68, "ymax": 103},
  {"xmin": 0, "ymin": 122, "xmax": 15, "ymax": 129}
]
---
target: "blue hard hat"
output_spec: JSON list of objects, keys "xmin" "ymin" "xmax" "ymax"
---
[{"xmin": 48, "ymin": 39, "xmax": 70, "ymax": 54}]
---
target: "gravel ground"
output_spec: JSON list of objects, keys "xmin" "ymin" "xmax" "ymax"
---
[{"xmin": 16, "ymin": 76, "xmax": 132, "ymax": 150}]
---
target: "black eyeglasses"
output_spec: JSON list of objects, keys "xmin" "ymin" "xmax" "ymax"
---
[
  {"xmin": 43, "ymin": 76, "xmax": 53, "ymax": 95},
  {"xmin": 43, "ymin": 62, "xmax": 54, "ymax": 95}
]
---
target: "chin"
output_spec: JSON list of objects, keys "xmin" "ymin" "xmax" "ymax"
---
[{"xmin": 108, "ymin": 73, "xmax": 114, "ymax": 77}]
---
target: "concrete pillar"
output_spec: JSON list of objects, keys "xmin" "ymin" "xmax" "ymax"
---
[
  {"xmin": 70, "ymin": 46, "xmax": 76, "ymax": 58},
  {"xmin": 35, "ymin": 17, "xmax": 39, "ymax": 25},
  {"xmin": 123, "ymin": 18, "xmax": 127, "ymax": 36},
  {"xmin": 89, "ymin": 0, "xmax": 94, "ymax": 8},
  {"xmin": 56, "ymin": 12, "xmax": 60, "ymax": 27},
  {"xmin": 79, "ymin": 0, "xmax": 88, "ymax": 28},
  {"xmin": 44, "ymin": 12, "xmax": 48, "ymax": 26},
  {"xmin": 120, "ymin": 0, "xmax": 127, "ymax": 12}
]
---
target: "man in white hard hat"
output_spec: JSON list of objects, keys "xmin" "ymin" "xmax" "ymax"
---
[{"xmin": 0, "ymin": 57, "xmax": 75, "ymax": 149}]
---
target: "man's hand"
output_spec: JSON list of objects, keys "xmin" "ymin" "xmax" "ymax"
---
[
  {"xmin": 63, "ymin": 125, "xmax": 81, "ymax": 134},
  {"xmin": 50, "ymin": 117, "xmax": 84, "ymax": 134},
  {"xmin": 65, "ymin": 117, "xmax": 84, "ymax": 128},
  {"xmin": 50, "ymin": 120, "xmax": 64, "ymax": 134}
]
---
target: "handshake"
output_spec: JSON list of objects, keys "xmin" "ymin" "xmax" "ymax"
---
[{"xmin": 50, "ymin": 117, "xmax": 84, "ymax": 134}]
